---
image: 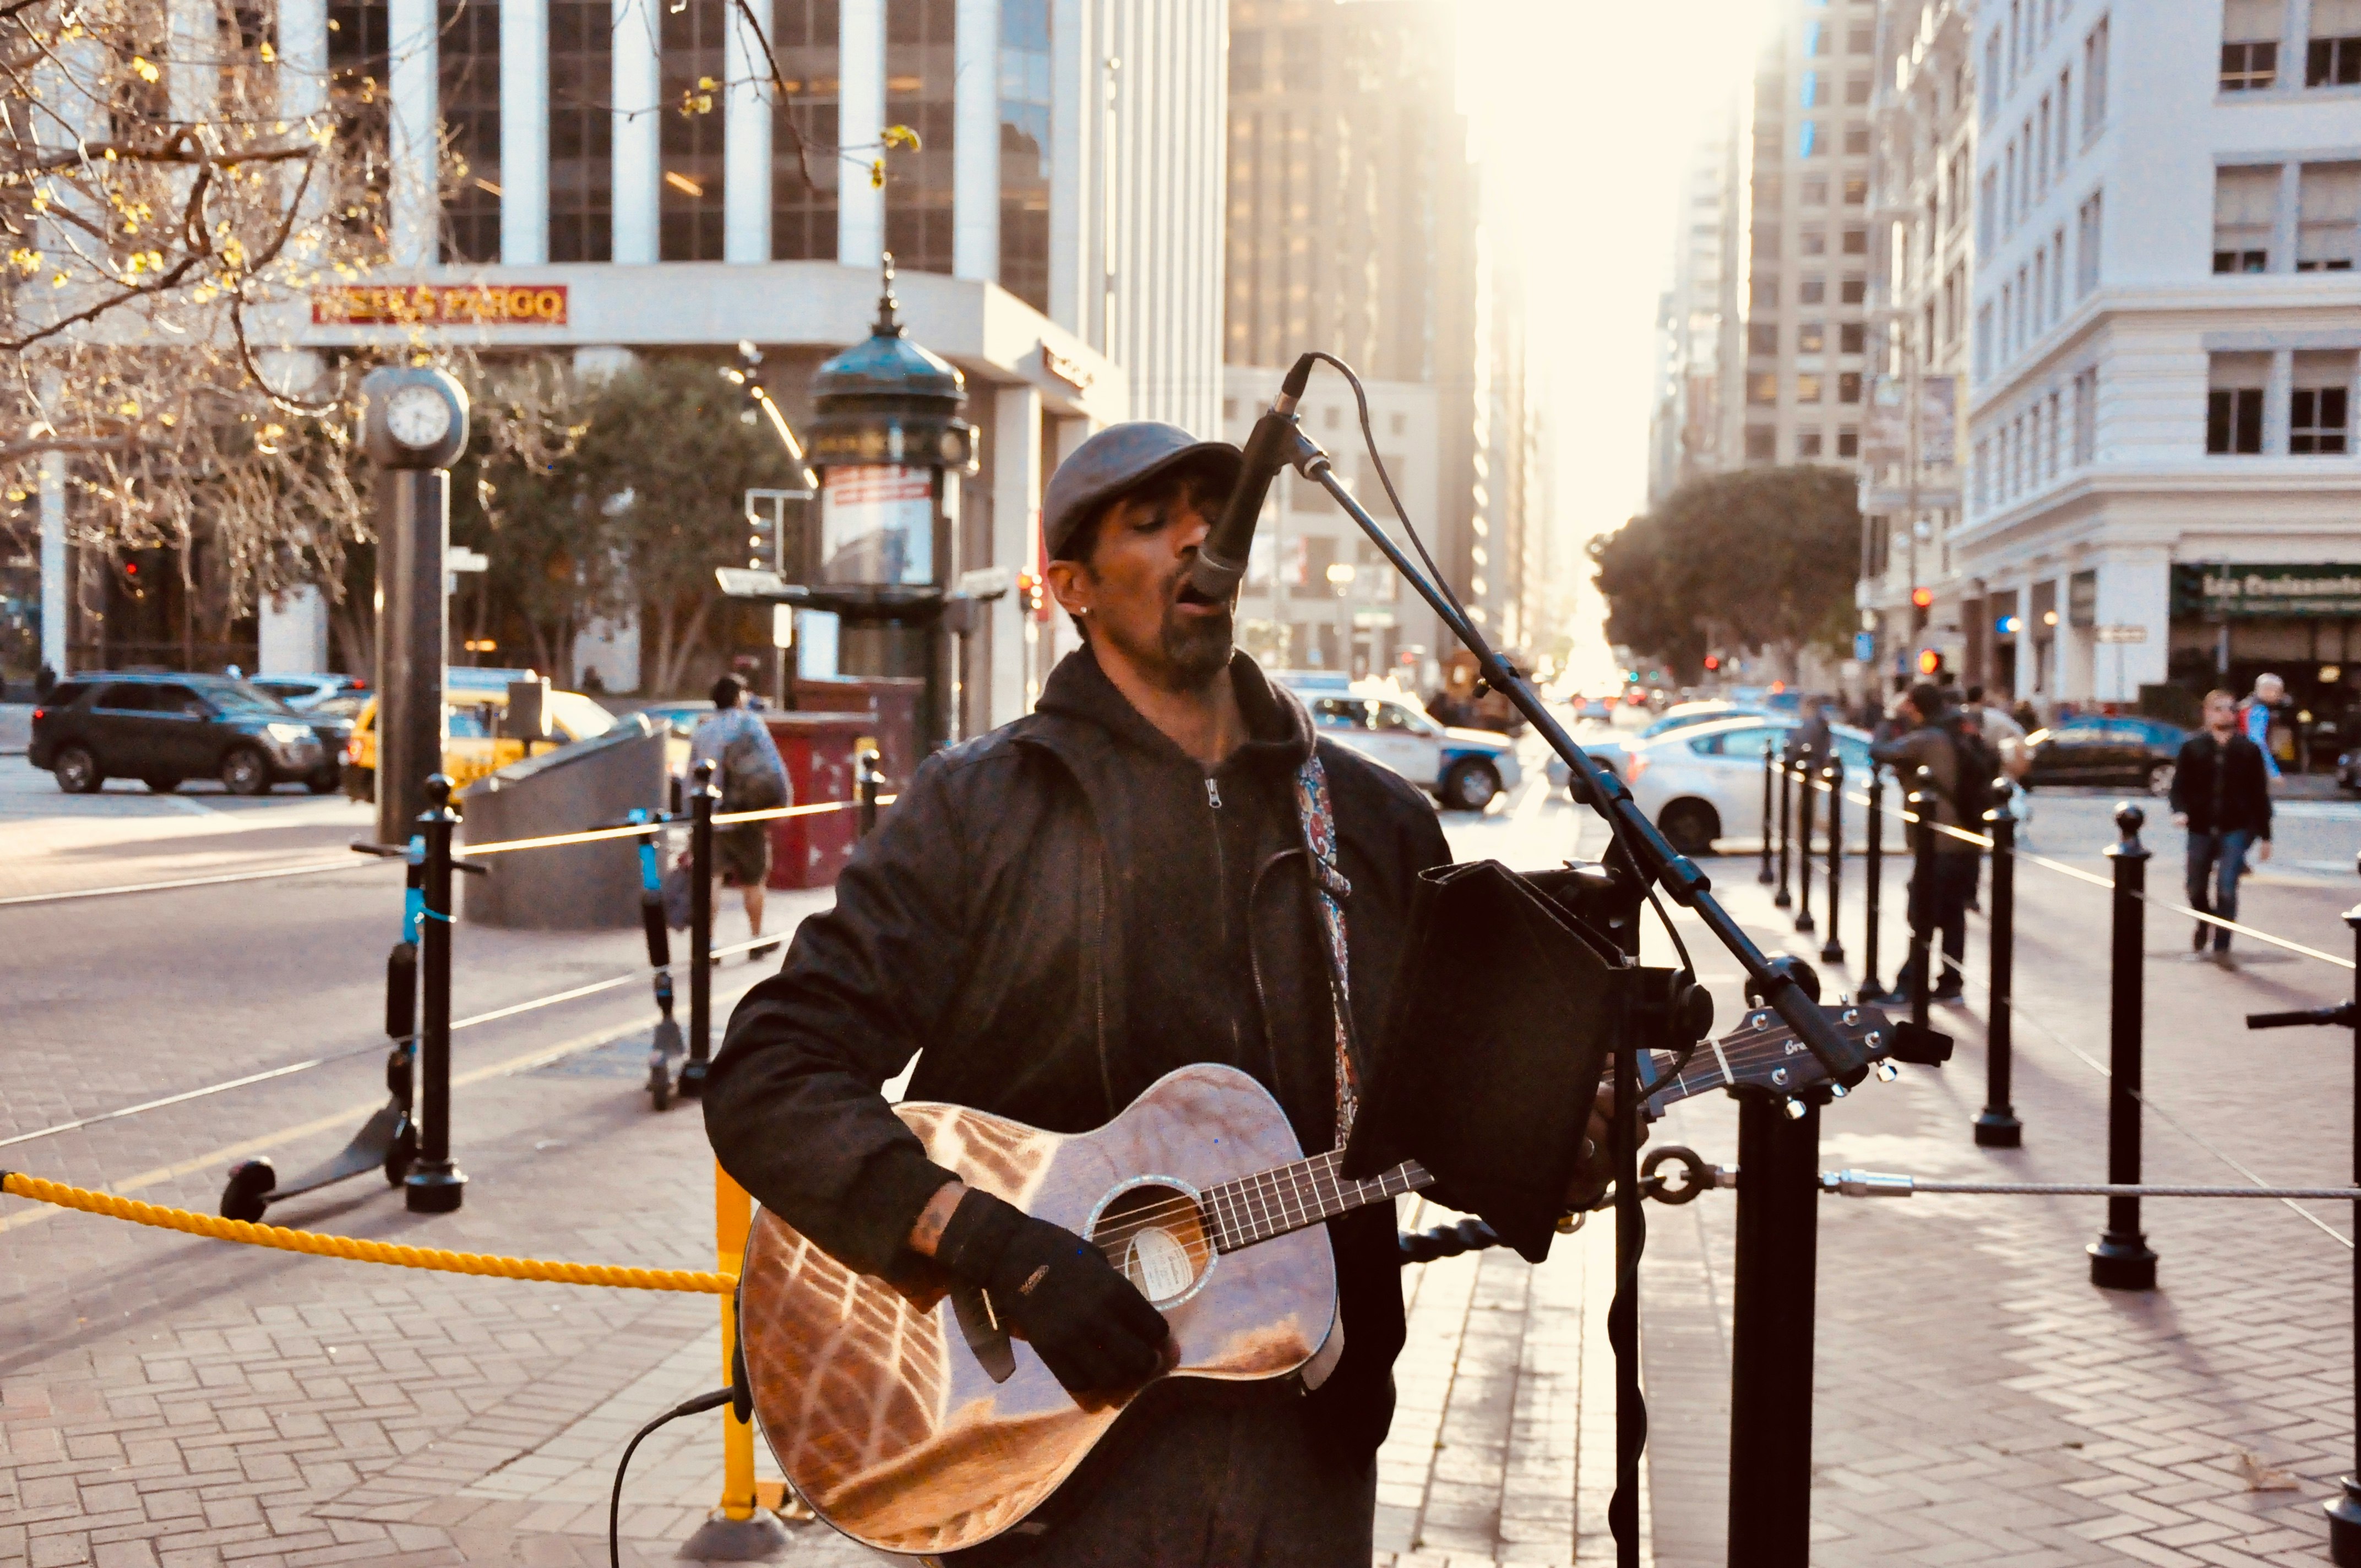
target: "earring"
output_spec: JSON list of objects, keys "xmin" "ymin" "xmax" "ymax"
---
[{"xmin": 1073, "ymin": 606, "xmax": 1088, "ymax": 616}]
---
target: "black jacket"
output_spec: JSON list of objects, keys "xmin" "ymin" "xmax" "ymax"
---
[
  {"xmin": 2170, "ymin": 731, "xmax": 2273, "ymax": 839},
  {"xmin": 704, "ymin": 649, "xmax": 1454, "ymax": 1455}
]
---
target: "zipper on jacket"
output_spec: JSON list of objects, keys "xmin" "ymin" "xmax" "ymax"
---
[{"xmin": 1206, "ymin": 777, "xmax": 1223, "ymax": 809}]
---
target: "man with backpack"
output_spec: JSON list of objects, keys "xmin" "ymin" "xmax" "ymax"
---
[
  {"xmin": 689, "ymin": 674, "xmax": 791, "ymax": 958},
  {"xmin": 1869, "ymin": 682, "xmax": 1995, "ymax": 1004},
  {"xmin": 2170, "ymin": 689, "xmax": 2273, "ymax": 968}
]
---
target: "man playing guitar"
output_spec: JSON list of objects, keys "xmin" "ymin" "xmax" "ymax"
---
[{"xmin": 705, "ymin": 421, "xmax": 1612, "ymax": 1564}]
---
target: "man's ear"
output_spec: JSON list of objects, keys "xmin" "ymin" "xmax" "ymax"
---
[{"xmin": 1044, "ymin": 556, "xmax": 1089, "ymax": 618}]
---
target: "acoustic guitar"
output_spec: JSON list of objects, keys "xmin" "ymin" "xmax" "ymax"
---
[{"xmin": 738, "ymin": 1000, "xmax": 1905, "ymax": 1556}]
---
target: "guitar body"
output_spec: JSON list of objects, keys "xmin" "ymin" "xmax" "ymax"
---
[{"xmin": 739, "ymin": 1064, "xmax": 1340, "ymax": 1557}]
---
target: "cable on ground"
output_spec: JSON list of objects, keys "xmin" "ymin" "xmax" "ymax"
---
[{"xmin": 0, "ymin": 1172, "xmax": 735, "ymax": 1293}]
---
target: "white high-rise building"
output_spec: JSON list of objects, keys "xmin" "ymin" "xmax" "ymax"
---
[
  {"xmin": 1646, "ymin": 116, "xmax": 1747, "ymax": 507},
  {"xmin": 1955, "ymin": 0, "xmax": 2361, "ymax": 721}
]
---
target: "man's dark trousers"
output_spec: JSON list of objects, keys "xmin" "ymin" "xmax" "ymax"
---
[
  {"xmin": 2186, "ymin": 829, "xmax": 2256, "ymax": 953},
  {"xmin": 1898, "ymin": 852, "xmax": 1979, "ymax": 995}
]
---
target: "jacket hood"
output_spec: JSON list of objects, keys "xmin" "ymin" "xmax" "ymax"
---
[{"xmin": 1036, "ymin": 645, "xmax": 1315, "ymax": 772}]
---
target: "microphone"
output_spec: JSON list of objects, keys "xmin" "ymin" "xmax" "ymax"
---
[{"xmin": 1188, "ymin": 353, "xmax": 1316, "ymax": 602}]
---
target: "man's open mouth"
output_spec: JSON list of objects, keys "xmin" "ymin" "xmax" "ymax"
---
[{"xmin": 1174, "ymin": 578, "xmax": 1221, "ymax": 609}]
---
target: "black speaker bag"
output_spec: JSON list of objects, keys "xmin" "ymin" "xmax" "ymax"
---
[{"xmin": 1342, "ymin": 858, "xmax": 1628, "ymax": 1262}]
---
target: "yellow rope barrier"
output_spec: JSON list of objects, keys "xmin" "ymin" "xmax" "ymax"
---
[
  {"xmin": 461, "ymin": 792, "xmax": 902, "ymax": 855},
  {"xmin": 0, "ymin": 1172, "xmax": 735, "ymax": 1294}
]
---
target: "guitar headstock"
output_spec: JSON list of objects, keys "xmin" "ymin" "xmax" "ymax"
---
[{"xmin": 1644, "ymin": 1001, "xmax": 1950, "ymax": 1117}]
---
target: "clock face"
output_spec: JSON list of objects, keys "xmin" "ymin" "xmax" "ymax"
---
[{"xmin": 384, "ymin": 384, "xmax": 453, "ymax": 449}]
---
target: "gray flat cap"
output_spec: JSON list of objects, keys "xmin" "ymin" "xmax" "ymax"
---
[{"xmin": 1041, "ymin": 422, "xmax": 1241, "ymax": 561}]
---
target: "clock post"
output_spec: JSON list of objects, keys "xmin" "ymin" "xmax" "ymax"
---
[{"xmin": 361, "ymin": 367, "xmax": 470, "ymax": 846}]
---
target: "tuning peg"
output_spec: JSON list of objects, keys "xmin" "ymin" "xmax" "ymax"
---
[
  {"xmin": 1874, "ymin": 1060, "xmax": 1900, "ymax": 1082},
  {"xmin": 1781, "ymin": 1098, "xmax": 1807, "ymax": 1121},
  {"xmin": 1827, "ymin": 1083, "xmax": 1848, "ymax": 1099}
]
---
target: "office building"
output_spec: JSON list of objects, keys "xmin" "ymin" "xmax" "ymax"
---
[
  {"xmin": 1646, "ymin": 117, "xmax": 1747, "ymax": 507},
  {"xmin": 29, "ymin": 0, "xmax": 1224, "ymax": 731},
  {"xmin": 1955, "ymin": 0, "xmax": 2361, "ymax": 719},
  {"xmin": 1223, "ymin": 0, "xmax": 1544, "ymax": 672},
  {"xmin": 1856, "ymin": 0, "xmax": 1978, "ymax": 687}
]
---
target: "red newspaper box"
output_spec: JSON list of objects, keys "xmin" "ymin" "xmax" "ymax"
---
[{"xmin": 761, "ymin": 712, "xmax": 871, "ymax": 889}]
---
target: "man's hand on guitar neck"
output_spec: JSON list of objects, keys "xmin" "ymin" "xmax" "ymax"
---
[
  {"xmin": 1563, "ymin": 1081, "xmax": 1638, "ymax": 1215},
  {"xmin": 915, "ymin": 1182, "xmax": 1174, "ymax": 1397}
]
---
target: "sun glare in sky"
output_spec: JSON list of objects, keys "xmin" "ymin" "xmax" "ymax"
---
[{"xmin": 1453, "ymin": 0, "xmax": 1774, "ymax": 674}]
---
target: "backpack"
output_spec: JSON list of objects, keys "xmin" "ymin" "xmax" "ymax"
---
[
  {"xmin": 1940, "ymin": 717, "xmax": 2000, "ymax": 833},
  {"xmin": 717, "ymin": 721, "xmax": 789, "ymax": 813}
]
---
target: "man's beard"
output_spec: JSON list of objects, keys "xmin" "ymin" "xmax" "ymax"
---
[{"xmin": 1157, "ymin": 598, "xmax": 1234, "ymax": 687}]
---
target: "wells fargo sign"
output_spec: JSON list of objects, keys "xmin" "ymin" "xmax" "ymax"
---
[{"xmin": 310, "ymin": 284, "xmax": 570, "ymax": 327}]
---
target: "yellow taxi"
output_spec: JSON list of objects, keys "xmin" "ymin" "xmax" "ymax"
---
[{"xmin": 341, "ymin": 668, "xmax": 618, "ymax": 801}]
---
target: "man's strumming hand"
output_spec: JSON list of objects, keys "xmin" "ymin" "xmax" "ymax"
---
[{"xmin": 927, "ymin": 1186, "xmax": 1171, "ymax": 1395}]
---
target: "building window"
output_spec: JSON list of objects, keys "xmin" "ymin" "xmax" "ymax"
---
[
  {"xmin": 1749, "ymin": 323, "xmax": 1780, "ymax": 355},
  {"xmin": 438, "ymin": 0, "xmax": 501, "ymax": 263},
  {"xmin": 886, "ymin": 0, "xmax": 958, "ymax": 274},
  {"xmin": 2003, "ymin": 143, "xmax": 2017, "ymax": 235},
  {"xmin": 2311, "ymin": 0, "xmax": 2361, "ymax": 84},
  {"xmin": 2036, "ymin": 95, "xmax": 2052, "ymax": 195},
  {"xmin": 1841, "ymin": 275, "xmax": 1865, "ymax": 303},
  {"xmin": 1800, "ymin": 68, "xmax": 1824, "ymax": 107},
  {"xmin": 2207, "ymin": 354, "xmax": 2269, "ymax": 453},
  {"xmin": 1746, "ymin": 426, "xmax": 1777, "ymax": 461},
  {"xmin": 2056, "ymin": 69, "xmax": 2072, "ymax": 167},
  {"xmin": 2223, "ymin": 0, "xmax": 2283, "ymax": 89},
  {"xmin": 1752, "ymin": 272, "xmax": 1782, "ymax": 308},
  {"xmin": 2072, "ymin": 367, "xmax": 2098, "ymax": 462},
  {"xmin": 2292, "ymin": 383, "xmax": 2352, "ymax": 453},
  {"xmin": 2076, "ymin": 190, "xmax": 2103, "ymax": 293},
  {"xmin": 2033, "ymin": 248, "xmax": 2048, "ymax": 330},
  {"xmin": 1803, "ymin": 176, "xmax": 1829, "ymax": 205},
  {"xmin": 328, "ymin": 0, "xmax": 391, "ymax": 227},
  {"xmin": 1843, "ymin": 122, "xmax": 1870, "ymax": 155},
  {"xmin": 1798, "ymin": 431, "xmax": 1824, "ymax": 457},
  {"xmin": 1847, "ymin": 25, "xmax": 1874, "ymax": 52},
  {"xmin": 1844, "ymin": 175, "xmax": 1868, "ymax": 204},
  {"xmin": 1842, "ymin": 225, "xmax": 1867, "ymax": 253},
  {"xmin": 2299, "ymin": 163, "xmax": 2361, "ymax": 270},
  {"xmin": 1973, "ymin": 438, "xmax": 1991, "ymax": 507},
  {"xmin": 771, "ymin": 0, "xmax": 840, "ymax": 261},
  {"xmin": 1797, "ymin": 373, "xmax": 1825, "ymax": 403},
  {"xmin": 1798, "ymin": 322, "xmax": 1826, "ymax": 352},
  {"xmin": 1800, "ymin": 121, "xmax": 1823, "ymax": 157},
  {"xmin": 2082, "ymin": 16, "xmax": 2109, "ymax": 134},
  {"xmin": 548, "ymin": 0, "xmax": 612, "ymax": 262},
  {"xmin": 1838, "ymin": 426, "xmax": 1859, "ymax": 457},
  {"xmin": 1847, "ymin": 72, "xmax": 1872, "ymax": 104},
  {"xmin": 1800, "ymin": 275, "xmax": 1827, "ymax": 303},
  {"xmin": 998, "ymin": 0, "xmax": 1052, "ymax": 309},
  {"xmin": 1230, "ymin": 28, "xmax": 1262, "ymax": 93},
  {"xmin": 1749, "ymin": 373, "xmax": 1779, "ymax": 405},
  {"xmin": 1982, "ymin": 30, "xmax": 2002, "ymax": 121},
  {"xmin": 2047, "ymin": 389, "xmax": 2063, "ymax": 476},
  {"xmin": 1978, "ymin": 169, "xmax": 1998, "ymax": 251},
  {"xmin": 1976, "ymin": 302, "xmax": 1994, "ymax": 379},
  {"xmin": 2213, "ymin": 165, "xmax": 2278, "ymax": 271},
  {"xmin": 659, "ymin": 0, "xmax": 728, "ymax": 260},
  {"xmin": 1839, "ymin": 371, "xmax": 1862, "ymax": 402},
  {"xmin": 2053, "ymin": 225, "xmax": 2068, "ymax": 315},
  {"xmin": 1806, "ymin": 18, "xmax": 1830, "ymax": 55},
  {"xmin": 1841, "ymin": 322, "xmax": 1865, "ymax": 353},
  {"xmin": 1800, "ymin": 227, "xmax": 1827, "ymax": 255}
]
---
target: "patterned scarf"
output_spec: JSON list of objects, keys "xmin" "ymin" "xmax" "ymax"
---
[{"xmin": 1291, "ymin": 753, "xmax": 1361, "ymax": 1148}]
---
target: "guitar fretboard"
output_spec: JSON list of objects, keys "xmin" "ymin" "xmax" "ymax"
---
[{"xmin": 1201, "ymin": 1150, "xmax": 1433, "ymax": 1253}]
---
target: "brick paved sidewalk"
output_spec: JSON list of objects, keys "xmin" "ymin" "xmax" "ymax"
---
[{"xmin": 1638, "ymin": 839, "xmax": 2360, "ymax": 1568}]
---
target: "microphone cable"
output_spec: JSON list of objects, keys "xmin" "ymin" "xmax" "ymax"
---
[{"xmin": 608, "ymin": 1386, "xmax": 738, "ymax": 1568}]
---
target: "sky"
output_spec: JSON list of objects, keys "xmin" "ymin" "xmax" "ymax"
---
[{"xmin": 1451, "ymin": 0, "xmax": 1776, "ymax": 680}]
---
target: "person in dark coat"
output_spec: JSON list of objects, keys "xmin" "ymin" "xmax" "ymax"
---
[
  {"xmin": 703, "ymin": 421, "xmax": 1613, "ymax": 1566},
  {"xmin": 2170, "ymin": 688, "xmax": 2274, "ymax": 967}
]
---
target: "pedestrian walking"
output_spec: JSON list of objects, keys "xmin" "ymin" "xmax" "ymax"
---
[
  {"xmin": 703, "ymin": 420, "xmax": 1615, "ymax": 1564},
  {"xmin": 1871, "ymin": 681, "xmax": 1992, "ymax": 1003},
  {"xmin": 2170, "ymin": 688, "xmax": 2273, "ymax": 969},
  {"xmin": 2240, "ymin": 672, "xmax": 2287, "ymax": 783},
  {"xmin": 689, "ymin": 673, "xmax": 789, "ymax": 959},
  {"xmin": 1785, "ymin": 692, "xmax": 1834, "ymax": 763}
]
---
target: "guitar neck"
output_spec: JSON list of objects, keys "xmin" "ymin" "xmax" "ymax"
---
[{"xmin": 1201, "ymin": 1150, "xmax": 1433, "ymax": 1253}]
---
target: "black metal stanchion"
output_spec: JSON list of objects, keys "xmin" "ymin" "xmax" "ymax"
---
[
  {"xmin": 2088, "ymin": 803, "xmax": 2157, "ymax": 1289},
  {"xmin": 1862, "ymin": 766, "xmax": 1886, "ymax": 996},
  {"xmin": 681, "ymin": 761, "xmax": 717, "ymax": 1099},
  {"xmin": 1774, "ymin": 753, "xmax": 1794, "ymax": 908},
  {"xmin": 1793, "ymin": 747, "xmax": 1818, "ymax": 935},
  {"xmin": 857, "ymin": 742, "xmax": 883, "ymax": 839},
  {"xmin": 1727, "ymin": 958, "xmax": 1826, "ymax": 1568},
  {"xmin": 1759, "ymin": 744, "xmax": 1776, "ymax": 885},
  {"xmin": 1976, "ymin": 791, "xmax": 2023, "ymax": 1147},
  {"xmin": 1905, "ymin": 767, "xmax": 1935, "ymax": 1031},
  {"xmin": 404, "ymin": 775, "xmax": 466, "ymax": 1214},
  {"xmin": 1819, "ymin": 758, "xmax": 1846, "ymax": 966}
]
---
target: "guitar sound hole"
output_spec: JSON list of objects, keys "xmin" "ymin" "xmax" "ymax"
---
[{"xmin": 1089, "ymin": 1183, "xmax": 1211, "ymax": 1305}]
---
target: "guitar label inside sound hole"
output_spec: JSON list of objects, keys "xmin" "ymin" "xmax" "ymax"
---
[{"xmin": 1089, "ymin": 1182, "xmax": 1211, "ymax": 1305}]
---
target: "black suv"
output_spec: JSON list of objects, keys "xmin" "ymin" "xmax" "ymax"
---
[{"xmin": 28, "ymin": 673, "xmax": 334, "ymax": 794}]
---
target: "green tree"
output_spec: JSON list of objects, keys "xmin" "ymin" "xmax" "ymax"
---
[
  {"xmin": 574, "ymin": 356, "xmax": 799, "ymax": 696},
  {"xmin": 1588, "ymin": 465, "xmax": 1859, "ymax": 683}
]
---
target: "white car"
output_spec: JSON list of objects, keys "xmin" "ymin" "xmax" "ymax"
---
[
  {"xmin": 1305, "ymin": 693, "xmax": 1523, "ymax": 810},
  {"xmin": 1624, "ymin": 716, "xmax": 1875, "ymax": 856}
]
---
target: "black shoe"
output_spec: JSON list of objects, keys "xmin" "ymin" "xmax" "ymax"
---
[
  {"xmin": 1930, "ymin": 985, "xmax": 1966, "ymax": 1004},
  {"xmin": 750, "ymin": 938, "xmax": 781, "ymax": 960},
  {"xmin": 2193, "ymin": 924, "xmax": 2209, "ymax": 954}
]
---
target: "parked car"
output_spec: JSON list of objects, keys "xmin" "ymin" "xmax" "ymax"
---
[
  {"xmin": 248, "ymin": 672, "xmax": 368, "ymax": 710},
  {"xmin": 28, "ymin": 672, "xmax": 331, "ymax": 794},
  {"xmin": 2022, "ymin": 715, "xmax": 2189, "ymax": 795},
  {"xmin": 342, "ymin": 676, "xmax": 616, "ymax": 801},
  {"xmin": 1304, "ymin": 693, "xmax": 1522, "ymax": 810},
  {"xmin": 1624, "ymin": 716, "xmax": 1874, "ymax": 856}
]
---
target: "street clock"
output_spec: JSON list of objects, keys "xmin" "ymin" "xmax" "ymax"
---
[{"xmin": 361, "ymin": 367, "xmax": 470, "ymax": 469}]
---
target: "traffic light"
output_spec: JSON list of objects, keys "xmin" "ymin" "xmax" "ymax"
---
[
  {"xmin": 1918, "ymin": 648, "xmax": 1944, "ymax": 676},
  {"xmin": 1703, "ymin": 654, "xmax": 1720, "ymax": 671},
  {"xmin": 1910, "ymin": 585, "xmax": 1932, "ymax": 635},
  {"xmin": 747, "ymin": 508, "xmax": 778, "ymax": 571}
]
